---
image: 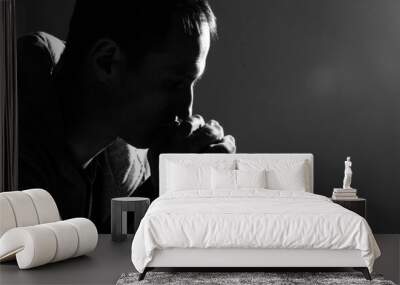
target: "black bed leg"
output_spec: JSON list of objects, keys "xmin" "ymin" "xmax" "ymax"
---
[
  {"xmin": 362, "ymin": 268, "xmax": 372, "ymax": 280},
  {"xmin": 138, "ymin": 268, "xmax": 147, "ymax": 281},
  {"xmin": 354, "ymin": 267, "xmax": 371, "ymax": 280}
]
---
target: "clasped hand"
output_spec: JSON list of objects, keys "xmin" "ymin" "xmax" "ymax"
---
[{"xmin": 148, "ymin": 115, "xmax": 236, "ymax": 188}]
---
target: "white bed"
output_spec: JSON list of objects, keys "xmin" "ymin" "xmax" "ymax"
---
[{"xmin": 131, "ymin": 154, "xmax": 380, "ymax": 280}]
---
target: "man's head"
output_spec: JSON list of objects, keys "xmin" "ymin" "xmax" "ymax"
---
[{"xmin": 59, "ymin": 0, "xmax": 216, "ymax": 148}]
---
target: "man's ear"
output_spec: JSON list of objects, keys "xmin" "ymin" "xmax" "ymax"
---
[{"xmin": 88, "ymin": 38, "xmax": 125, "ymax": 81}]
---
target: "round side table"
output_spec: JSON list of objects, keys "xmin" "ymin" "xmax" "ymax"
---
[{"xmin": 111, "ymin": 197, "xmax": 150, "ymax": 242}]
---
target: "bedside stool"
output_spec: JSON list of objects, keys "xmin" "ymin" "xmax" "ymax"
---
[
  {"xmin": 111, "ymin": 197, "xmax": 150, "ymax": 242},
  {"xmin": 331, "ymin": 198, "xmax": 366, "ymax": 219}
]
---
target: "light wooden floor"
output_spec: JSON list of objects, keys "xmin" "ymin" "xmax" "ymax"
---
[{"xmin": 374, "ymin": 234, "xmax": 400, "ymax": 284}]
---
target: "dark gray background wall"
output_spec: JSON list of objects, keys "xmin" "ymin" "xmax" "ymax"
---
[{"xmin": 17, "ymin": 0, "xmax": 400, "ymax": 233}]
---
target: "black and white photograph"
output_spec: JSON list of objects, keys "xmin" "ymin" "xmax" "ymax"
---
[{"xmin": 0, "ymin": 0, "xmax": 399, "ymax": 284}]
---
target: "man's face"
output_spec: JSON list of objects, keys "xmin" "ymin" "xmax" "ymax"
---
[{"xmin": 116, "ymin": 21, "xmax": 211, "ymax": 147}]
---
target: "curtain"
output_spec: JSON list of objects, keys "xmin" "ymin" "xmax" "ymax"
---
[{"xmin": 0, "ymin": 0, "xmax": 18, "ymax": 192}]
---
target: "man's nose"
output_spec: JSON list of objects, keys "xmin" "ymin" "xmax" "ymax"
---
[{"xmin": 175, "ymin": 85, "xmax": 193, "ymax": 120}]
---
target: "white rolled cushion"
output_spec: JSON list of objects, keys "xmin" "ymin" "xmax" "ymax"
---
[
  {"xmin": 236, "ymin": 169, "xmax": 268, "ymax": 188},
  {"xmin": 167, "ymin": 162, "xmax": 212, "ymax": 191},
  {"xmin": 23, "ymin": 189, "xmax": 60, "ymax": 223},
  {"xmin": 0, "ymin": 196, "xmax": 17, "ymax": 237},
  {"xmin": 42, "ymin": 221, "xmax": 79, "ymax": 262},
  {"xmin": 0, "ymin": 226, "xmax": 57, "ymax": 269},
  {"xmin": 64, "ymin": 218, "xmax": 98, "ymax": 257},
  {"xmin": 0, "ymin": 191, "xmax": 39, "ymax": 227},
  {"xmin": 237, "ymin": 159, "xmax": 308, "ymax": 191},
  {"xmin": 0, "ymin": 218, "xmax": 97, "ymax": 269},
  {"xmin": 211, "ymin": 168, "xmax": 237, "ymax": 190},
  {"xmin": 0, "ymin": 189, "xmax": 60, "ymax": 239}
]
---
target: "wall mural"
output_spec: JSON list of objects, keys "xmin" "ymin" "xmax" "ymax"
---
[{"xmin": 16, "ymin": 0, "xmax": 400, "ymax": 234}]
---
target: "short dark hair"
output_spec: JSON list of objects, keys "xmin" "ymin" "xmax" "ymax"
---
[{"xmin": 61, "ymin": 0, "xmax": 216, "ymax": 69}]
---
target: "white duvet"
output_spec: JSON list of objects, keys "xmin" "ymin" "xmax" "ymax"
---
[{"xmin": 131, "ymin": 190, "xmax": 380, "ymax": 273}]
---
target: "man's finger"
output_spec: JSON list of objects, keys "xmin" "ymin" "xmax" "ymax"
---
[
  {"xmin": 192, "ymin": 119, "xmax": 224, "ymax": 141},
  {"xmin": 204, "ymin": 135, "xmax": 236, "ymax": 154},
  {"xmin": 208, "ymin": 119, "xmax": 224, "ymax": 138},
  {"xmin": 187, "ymin": 121, "xmax": 225, "ymax": 152},
  {"xmin": 177, "ymin": 114, "xmax": 205, "ymax": 137}
]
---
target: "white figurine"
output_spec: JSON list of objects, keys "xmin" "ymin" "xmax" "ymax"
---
[{"xmin": 342, "ymin": 156, "xmax": 353, "ymax": 189}]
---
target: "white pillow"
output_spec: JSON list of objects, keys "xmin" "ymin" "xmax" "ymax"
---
[
  {"xmin": 211, "ymin": 169, "xmax": 237, "ymax": 190},
  {"xmin": 211, "ymin": 169, "xmax": 268, "ymax": 190},
  {"xmin": 167, "ymin": 162, "xmax": 212, "ymax": 191},
  {"xmin": 236, "ymin": 169, "xmax": 268, "ymax": 189},
  {"xmin": 237, "ymin": 159, "xmax": 308, "ymax": 191},
  {"xmin": 267, "ymin": 166, "xmax": 306, "ymax": 191}
]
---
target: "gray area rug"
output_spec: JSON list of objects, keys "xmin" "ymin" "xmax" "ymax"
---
[{"xmin": 116, "ymin": 272, "xmax": 396, "ymax": 285}]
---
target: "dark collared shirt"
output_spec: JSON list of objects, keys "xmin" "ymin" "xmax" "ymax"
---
[{"xmin": 18, "ymin": 32, "xmax": 151, "ymax": 232}]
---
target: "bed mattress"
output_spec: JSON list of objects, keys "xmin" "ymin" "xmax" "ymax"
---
[{"xmin": 131, "ymin": 189, "xmax": 380, "ymax": 273}]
